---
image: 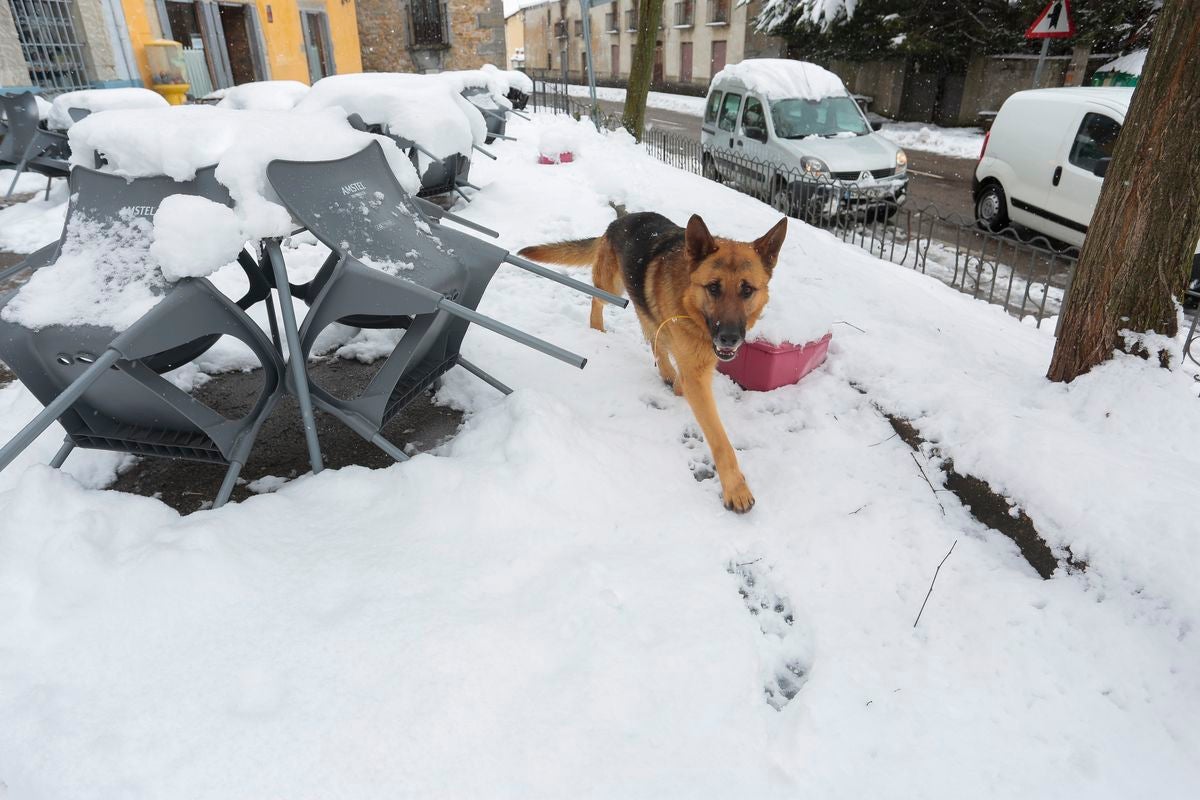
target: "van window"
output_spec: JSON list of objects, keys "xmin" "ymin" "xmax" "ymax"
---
[
  {"xmin": 717, "ymin": 93, "xmax": 741, "ymax": 132},
  {"xmin": 741, "ymin": 96, "xmax": 766, "ymax": 136},
  {"xmin": 704, "ymin": 91, "xmax": 723, "ymax": 125},
  {"xmin": 1069, "ymin": 113, "xmax": 1121, "ymax": 172}
]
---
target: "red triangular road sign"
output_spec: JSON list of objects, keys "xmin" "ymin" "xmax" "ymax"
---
[{"xmin": 1026, "ymin": 0, "xmax": 1075, "ymax": 39}]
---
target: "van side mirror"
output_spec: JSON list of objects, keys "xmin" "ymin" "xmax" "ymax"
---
[
  {"xmin": 870, "ymin": 120, "xmax": 883, "ymax": 132},
  {"xmin": 744, "ymin": 125, "xmax": 767, "ymax": 143},
  {"xmin": 1093, "ymin": 157, "xmax": 1111, "ymax": 178}
]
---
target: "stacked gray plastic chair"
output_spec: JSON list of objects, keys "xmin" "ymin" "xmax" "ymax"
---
[
  {"xmin": 461, "ymin": 87, "xmax": 528, "ymax": 146},
  {"xmin": 1, "ymin": 92, "xmax": 69, "ymax": 200},
  {"xmin": 263, "ymin": 140, "xmax": 626, "ymax": 463},
  {"xmin": 345, "ymin": 112, "xmax": 481, "ymax": 202},
  {"xmin": 0, "ymin": 166, "xmax": 284, "ymax": 508}
]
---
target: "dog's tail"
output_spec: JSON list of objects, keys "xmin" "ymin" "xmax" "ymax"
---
[{"xmin": 517, "ymin": 237, "xmax": 600, "ymax": 266}]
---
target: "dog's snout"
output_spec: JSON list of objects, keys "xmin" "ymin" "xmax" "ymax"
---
[{"xmin": 716, "ymin": 330, "xmax": 743, "ymax": 348}]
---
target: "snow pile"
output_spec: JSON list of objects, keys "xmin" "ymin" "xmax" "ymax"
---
[
  {"xmin": 712, "ymin": 59, "xmax": 848, "ymax": 102},
  {"xmin": 151, "ymin": 195, "xmax": 245, "ymax": 281},
  {"xmin": 295, "ymin": 73, "xmax": 487, "ymax": 159},
  {"xmin": 46, "ymin": 87, "xmax": 167, "ymax": 130},
  {"xmin": 878, "ymin": 121, "xmax": 986, "ymax": 160},
  {"xmin": 67, "ymin": 105, "xmax": 421, "ymax": 238},
  {"xmin": 0, "ymin": 112, "xmax": 1199, "ymax": 797},
  {"xmin": 0, "ymin": 177, "xmax": 68, "ymax": 251},
  {"xmin": 537, "ymin": 118, "xmax": 583, "ymax": 160},
  {"xmin": 215, "ymin": 80, "xmax": 311, "ymax": 111},
  {"xmin": 482, "ymin": 62, "xmax": 533, "ymax": 94},
  {"xmin": 1095, "ymin": 49, "xmax": 1147, "ymax": 75},
  {"xmin": 0, "ymin": 209, "xmax": 163, "ymax": 331}
]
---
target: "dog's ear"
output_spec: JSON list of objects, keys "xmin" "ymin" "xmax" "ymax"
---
[
  {"xmin": 753, "ymin": 217, "xmax": 789, "ymax": 274},
  {"xmin": 685, "ymin": 214, "xmax": 717, "ymax": 264}
]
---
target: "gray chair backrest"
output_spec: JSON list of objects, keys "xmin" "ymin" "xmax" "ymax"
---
[
  {"xmin": 0, "ymin": 92, "xmax": 39, "ymax": 163},
  {"xmin": 0, "ymin": 167, "xmax": 281, "ymax": 463},
  {"xmin": 67, "ymin": 107, "xmax": 91, "ymax": 124},
  {"xmin": 265, "ymin": 141, "xmax": 463, "ymax": 291}
]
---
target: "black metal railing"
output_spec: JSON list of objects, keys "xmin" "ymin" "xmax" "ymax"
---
[
  {"xmin": 408, "ymin": 0, "xmax": 449, "ymax": 47},
  {"xmin": 527, "ymin": 83, "xmax": 1077, "ymax": 328}
]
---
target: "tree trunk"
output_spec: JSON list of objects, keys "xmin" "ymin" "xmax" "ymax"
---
[
  {"xmin": 622, "ymin": 0, "xmax": 665, "ymax": 140},
  {"xmin": 1047, "ymin": 0, "xmax": 1200, "ymax": 383}
]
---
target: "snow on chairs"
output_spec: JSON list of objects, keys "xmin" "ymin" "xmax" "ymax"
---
[
  {"xmin": 262, "ymin": 141, "xmax": 627, "ymax": 463},
  {"xmin": 0, "ymin": 166, "xmax": 283, "ymax": 508}
]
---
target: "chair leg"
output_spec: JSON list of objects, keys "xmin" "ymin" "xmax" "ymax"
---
[
  {"xmin": 213, "ymin": 459, "xmax": 245, "ymax": 509},
  {"xmin": 264, "ymin": 240, "xmax": 323, "ymax": 474},
  {"xmin": 43, "ymin": 175, "xmax": 52, "ymax": 201},
  {"xmin": 457, "ymin": 356, "xmax": 513, "ymax": 395},
  {"xmin": 0, "ymin": 349, "xmax": 121, "ymax": 473},
  {"xmin": 4, "ymin": 162, "xmax": 26, "ymax": 200},
  {"xmin": 48, "ymin": 438, "xmax": 75, "ymax": 469},
  {"xmin": 370, "ymin": 433, "xmax": 410, "ymax": 463},
  {"xmin": 265, "ymin": 295, "xmax": 283, "ymax": 353}
]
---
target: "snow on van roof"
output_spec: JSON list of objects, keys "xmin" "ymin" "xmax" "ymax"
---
[
  {"xmin": 711, "ymin": 59, "xmax": 848, "ymax": 102},
  {"xmin": 1095, "ymin": 49, "xmax": 1147, "ymax": 75},
  {"xmin": 294, "ymin": 73, "xmax": 486, "ymax": 160},
  {"xmin": 1007, "ymin": 86, "xmax": 1134, "ymax": 113}
]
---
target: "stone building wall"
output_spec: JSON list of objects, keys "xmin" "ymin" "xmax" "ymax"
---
[
  {"xmin": 357, "ymin": 0, "xmax": 506, "ymax": 74},
  {"xmin": 0, "ymin": 3, "xmax": 32, "ymax": 87}
]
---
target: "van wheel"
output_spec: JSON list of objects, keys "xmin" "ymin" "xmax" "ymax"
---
[
  {"xmin": 975, "ymin": 183, "xmax": 1009, "ymax": 232},
  {"xmin": 702, "ymin": 154, "xmax": 721, "ymax": 182}
]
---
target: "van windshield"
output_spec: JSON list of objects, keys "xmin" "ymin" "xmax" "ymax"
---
[{"xmin": 770, "ymin": 96, "xmax": 869, "ymax": 139}]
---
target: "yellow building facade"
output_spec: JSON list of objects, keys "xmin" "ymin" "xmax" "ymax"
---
[{"xmin": 119, "ymin": 0, "xmax": 362, "ymax": 95}]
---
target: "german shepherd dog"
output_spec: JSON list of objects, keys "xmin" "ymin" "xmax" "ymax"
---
[{"xmin": 519, "ymin": 212, "xmax": 788, "ymax": 512}]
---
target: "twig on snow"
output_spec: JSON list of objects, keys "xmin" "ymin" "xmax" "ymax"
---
[
  {"xmin": 849, "ymin": 503, "xmax": 869, "ymax": 515},
  {"xmin": 910, "ymin": 452, "xmax": 946, "ymax": 516},
  {"xmin": 833, "ymin": 320, "xmax": 866, "ymax": 333},
  {"xmin": 868, "ymin": 432, "xmax": 897, "ymax": 448},
  {"xmin": 913, "ymin": 539, "xmax": 958, "ymax": 628}
]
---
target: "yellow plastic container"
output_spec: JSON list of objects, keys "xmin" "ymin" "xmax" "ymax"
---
[{"xmin": 145, "ymin": 40, "xmax": 190, "ymax": 105}]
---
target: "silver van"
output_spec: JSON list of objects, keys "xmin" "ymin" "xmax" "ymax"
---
[{"xmin": 700, "ymin": 59, "xmax": 909, "ymax": 218}]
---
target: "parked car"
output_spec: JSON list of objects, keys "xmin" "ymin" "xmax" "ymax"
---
[
  {"xmin": 700, "ymin": 59, "xmax": 909, "ymax": 220},
  {"xmin": 975, "ymin": 86, "xmax": 1200, "ymax": 304}
]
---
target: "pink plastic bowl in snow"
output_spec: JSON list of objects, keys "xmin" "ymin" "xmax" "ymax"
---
[
  {"xmin": 537, "ymin": 152, "xmax": 574, "ymax": 164},
  {"xmin": 717, "ymin": 332, "xmax": 832, "ymax": 392}
]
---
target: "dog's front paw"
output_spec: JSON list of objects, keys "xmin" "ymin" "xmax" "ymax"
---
[{"xmin": 723, "ymin": 480, "xmax": 756, "ymax": 514}]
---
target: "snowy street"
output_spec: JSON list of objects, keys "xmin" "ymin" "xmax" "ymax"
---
[{"xmin": 0, "ymin": 112, "xmax": 1197, "ymax": 797}]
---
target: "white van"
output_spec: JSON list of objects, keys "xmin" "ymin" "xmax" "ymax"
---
[
  {"xmin": 974, "ymin": 87, "xmax": 1135, "ymax": 246},
  {"xmin": 975, "ymin": 86, "xmax": 1199, "ymax": 300},
  {"xmin": 701, "ymin": 59, "xmax": 908, "ymax": 217}
]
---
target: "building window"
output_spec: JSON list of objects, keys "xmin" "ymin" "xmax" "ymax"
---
[
  {"xmin": 626, "ymin": 2, "xmax": 638, "ymax": 31},
  {"xmin": 708, "ymin": 0, "xmax": 730, "ymax": 25},
  {"xmin": 555, "ymin": 19, "xmax": 568, "ymax": 38},
  {"xmin": 605, "ymin": 11, "xmax": 617, "ymax": 32},
  {"xmin": 408, "ymin": 0, "xmax": 448, "ymax": 47},
  {"xmin": 575, "ymin": 20, "xmax": 583, "ymax": 37},
  {"xmin": 674, "ymin": 0, "xmax": 694, "ymax": 27},
  {"xmin": 9, "ymin": 0, "xmax": 91, "ymax": 92}
]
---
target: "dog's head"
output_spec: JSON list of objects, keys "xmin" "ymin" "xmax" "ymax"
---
[{"xmin": 683, "ymin": 214, "xmax": 788, "ymax": 362}]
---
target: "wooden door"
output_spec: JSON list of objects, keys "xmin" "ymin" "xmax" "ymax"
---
[
  {"xmin": 653, "ymin": 41, "xmax": 663, "ymax": 86},
  {"xmin": 680, "ymin": 41, "xmax": 693, "ymax": 84},
  {"xmin": 710, "ymin": 39, "xmax": 726, "ymax": 77}
]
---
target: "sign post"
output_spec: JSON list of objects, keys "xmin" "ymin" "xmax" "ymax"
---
[
  {"xmin": 579, "ymin": 0, "xmax": 612, "ymax": 131},
  {"xmin": 1026, "ymin": 0, "xmax": 1076, "ymax": 88}
]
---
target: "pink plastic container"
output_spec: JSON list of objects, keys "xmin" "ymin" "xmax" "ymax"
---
[
  {"xmin": 537, "ymin": 152, "xmax": 574, "ymax": 164},
  {"xmin": 717, "ymin": 332, "xmax": 832, "ymax": 392}
]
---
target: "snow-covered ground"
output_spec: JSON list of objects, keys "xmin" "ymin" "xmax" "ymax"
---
[
  {"xmin": 566, "ymin": 83, "xmax": 708, "ymax": 117},
  {"xmin": 1, "ymin": 114, "xmax": 1198, "ymax": 798},
  {"xmin": 877, "ymin": 121, "xmax": 987, "ymax": 160}
]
